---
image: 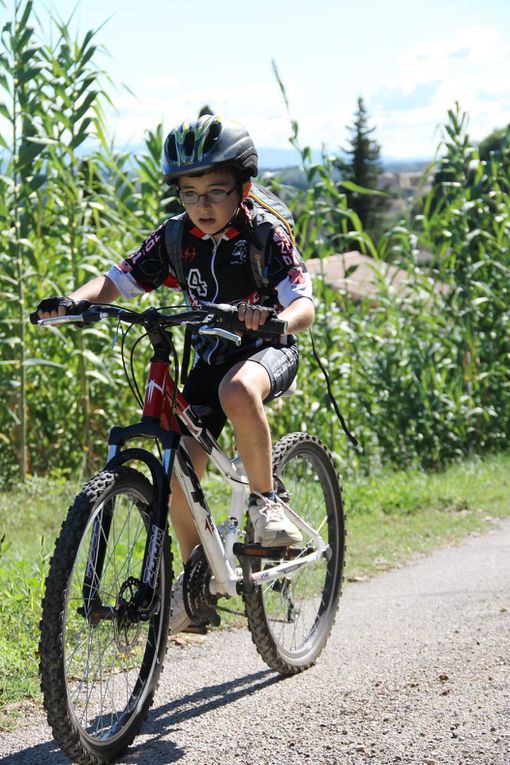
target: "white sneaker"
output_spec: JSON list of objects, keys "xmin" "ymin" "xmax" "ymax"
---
[
  {"xmin": 248, "ymin": 492, "xmax": 303, "ymax": 547},
  {"xmin": 168, "ymin": 572, "xmax": 192, "ymax": 635}
]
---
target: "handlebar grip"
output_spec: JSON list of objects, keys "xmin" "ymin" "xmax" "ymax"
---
[
  {"xmin": 200, "ymin": 302, "xmax": 288, "ymax": 336},
  {"xmin": 256, "ymin": 316, "xmax": 288, "ymax": 336},
  {"xmin": 223, "ymin": 312, "xmax": 288, "ymax": 336}
]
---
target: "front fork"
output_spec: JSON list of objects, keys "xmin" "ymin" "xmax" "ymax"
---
[{"xmin": 82, "ymin": 421, "xmax": 180, "ymax": 622}]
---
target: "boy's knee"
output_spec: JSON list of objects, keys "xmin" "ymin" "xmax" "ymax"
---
[{"xmin": 220, "ymin": 377, "xmax": 257, "ymax": 414}]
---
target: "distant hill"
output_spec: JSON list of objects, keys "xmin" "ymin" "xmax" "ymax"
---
[
  {"xmin": 258, "ymin": 146, "xmax": 430, "ymax": 173},
  {"xmin": 382, "ymin": 158, "xmax": 430, "ymax": 173},
  {"xmin": 0, "ymin": 141, "xmax": 430, "ymax": 175},
  {"xmin": 258, "ymin": 146, "xmax": 322, "ymax": 170}
]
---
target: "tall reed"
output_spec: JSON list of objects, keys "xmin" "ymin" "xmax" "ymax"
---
[{"xmin": 1, "ymin": 9, "xmax": 510, "ymax": 483}]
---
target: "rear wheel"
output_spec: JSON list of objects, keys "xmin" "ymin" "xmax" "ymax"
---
[
  {"xmin": 243, "ymin": 433, "xmax": 344, "ymax": 674},
  {"xmin": 39, "ymin": 467, "xmax": 172, "ymax": 764}
]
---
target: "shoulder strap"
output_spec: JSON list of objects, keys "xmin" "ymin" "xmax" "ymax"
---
[
  {"xmin": 246, "ymin": 184, "xmax": 296, "ymax": 294},
  {"xmin": 164, "ymin": 213, "xmax": 192, "ymax": 385},
  {"xmin": 309, "ymin": 329, "xmax": 359, "ymax": 448},
  {"xmin": 249, "ymin": 182, "xmax": 295, "ymax": 243},
  {"xmin": 245, "ymin": 221, "xmax": 273, "ymax": 294},
  {"xmin": 164, "ymin": 213, "xmax": 187, "ymax": 289}
]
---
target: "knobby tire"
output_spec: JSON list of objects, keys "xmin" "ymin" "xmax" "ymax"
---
[
  {"xmin": 243, "ymin": 432, "xmax": 345, "ymax": 674},
  {"xmin": 39, "ymin": 467, "xmax": 172, "ymax": 765}
]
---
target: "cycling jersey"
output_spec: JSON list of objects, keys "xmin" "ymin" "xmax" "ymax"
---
[{"xmin": 107, "ymin": 203, "xmax": 313, "ymax": 365}]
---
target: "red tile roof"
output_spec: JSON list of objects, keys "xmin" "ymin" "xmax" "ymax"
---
[{"xmin": 306, "ymin": 251, "xmax": 439, "ymax": 301}]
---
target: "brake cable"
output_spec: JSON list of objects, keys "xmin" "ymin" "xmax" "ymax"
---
[{"xmin": 309, "ymin": 329, "xmax": 359, "ymax": 448}]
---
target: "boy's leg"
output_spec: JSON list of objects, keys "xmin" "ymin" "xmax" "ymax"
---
[
  {"xmin": 218, "ymin": 360, "xmax": 272, "ymax": 493},
  {"xmin": 171, "ymin": 358, "xmax": 228, "ymax": 563},
  {"xmin": 169, "ymin": 436, "xmax": 209, "ymax": 562},
  {"xmin": 168, "ymin": 436, "xmax": 209, "ymax": 635},
  {"xmin": 219, "ymin": 357, "xmax": 302, "ymax": 546},
  {"xmin": 218, "ymin": 342, "xmax": 299, "ymax": 493}
]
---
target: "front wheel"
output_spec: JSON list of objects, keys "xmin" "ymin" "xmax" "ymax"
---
[
  {"xmin": 39, "ymin": 467, "xmax": 172, "ymax": 765},
  {"xmin": 243, "ymin": 433, "xmax": 345, "ymax": 674}
]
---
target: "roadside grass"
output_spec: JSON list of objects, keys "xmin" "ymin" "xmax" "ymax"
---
[
  {"xmin": 343, "ymin": 452, "xmax": 510, "ymax": 579},
  {"xmin": 0, "ymin": 453, "xmax": 509, "ymax": 729}
]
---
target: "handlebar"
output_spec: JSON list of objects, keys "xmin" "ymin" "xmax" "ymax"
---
[{"xmin": 29, "ymin": 302, "xmax": 289, "ymax": 340}]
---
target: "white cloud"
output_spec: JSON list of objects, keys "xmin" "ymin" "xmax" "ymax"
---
[
  {"xmin": 105, "ymin": 24, "xmax": 510, "ymax": 161},
  {"xmin": 373, "ymin": 25, "xmax": 510, "ymax": 157},
  {"xmin": 107, "ymin": 77, "xmax": 305, "ymax": 149}
]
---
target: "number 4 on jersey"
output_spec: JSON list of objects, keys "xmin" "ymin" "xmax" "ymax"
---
[{"xmin": 187, "ymin": 268, "xmax": 208, "ymax": 298}]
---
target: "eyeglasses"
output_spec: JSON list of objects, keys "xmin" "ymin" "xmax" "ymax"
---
[{"xmin": 179, "ymin": 185, "xmax": 238, "ymax": 205}]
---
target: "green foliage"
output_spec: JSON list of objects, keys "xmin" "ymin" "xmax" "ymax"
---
[
  {"xmin": 1, "ymin": 14, "xmax": 510, "ymax": 482},
  {"xmin": 0, "ymin": 2, "xmax": 158, "ymax": 483},
  {"xmin": 344, "ymin": 451, "xmax": 510, "ymax": 579},
  {"xmin": 413, "ymin": 104, "xmax": 510, "ymax": 455},
  {"xmin": 264, "ymin": 88, "xmax": 510, "ymax": 474},
  {"xmin": 0, "ymin": 532, "xmax": 50, "ymax": 707},
  {"xmin": 478, "ymin": 123, "xmax": 510, "ymax": 165}
]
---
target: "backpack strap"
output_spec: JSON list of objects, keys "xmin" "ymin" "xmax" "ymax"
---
[
  {"xmin": 249, "ymin": 184, "xmax": 295, "ymax": 244},
  {"xmin": 245, "ymin": 185, "xmax": 296, "ymax": 296},
  {"xmin": 163, "ymin": 213, "xmax": 193, "ymax": 385},
  {"xmin": 244, "ymin": 220, "xmax": 273, "ymax": 294},
  {"xmin": 164, "ymin": 213, "xmax": 187, "ymax": 290}
]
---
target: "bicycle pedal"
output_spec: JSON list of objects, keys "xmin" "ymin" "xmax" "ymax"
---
[{"xmin": 233, "ymin": 543, "xmax": 305, "ymax": 560}]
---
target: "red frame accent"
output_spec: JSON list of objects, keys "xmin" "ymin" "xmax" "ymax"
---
[{"xmin": 142, "ymin": 359, "xmax": 189, "ymax": 432}]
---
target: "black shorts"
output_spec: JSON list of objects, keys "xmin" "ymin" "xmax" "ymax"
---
[{"xmin": 183, "ymin": 342, "xmax": 299, "ymax": 439}]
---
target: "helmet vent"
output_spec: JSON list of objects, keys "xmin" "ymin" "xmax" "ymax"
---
[
  {"xmin": 166, "ymin": 134, "xmax": 177, "ymax": 161},
  {"xmin": 183, "ymin": 130, "xmax": 195, "ymax": 156},
  {"xmin": 203, "ymin": 120, "xmax": 222, "ymax": 153}
]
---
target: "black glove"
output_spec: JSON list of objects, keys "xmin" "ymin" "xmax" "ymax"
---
[
  {"xmin": 36, "ymin": 296, "xmax": 75, "ymax": 314},
  {"xmin": 30, "ymin": 297, "xmax": 91, "ymax": 324}
]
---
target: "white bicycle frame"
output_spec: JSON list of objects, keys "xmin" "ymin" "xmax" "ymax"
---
[
  {"xmin": 39, "ymin": 311, "xmax": 329, "ymax": 600},
  {"xmin": 172, "ymin": 404, "xmax": 329, "ymax": 598}
]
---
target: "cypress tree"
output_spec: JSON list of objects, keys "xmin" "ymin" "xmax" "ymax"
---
[{"xmin": 337, "ymin": 97, "xmax": 388, "ymax": 237}]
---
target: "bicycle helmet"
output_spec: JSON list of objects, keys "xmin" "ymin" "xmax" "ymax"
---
[{"xmin": 162, "ymin": 115, "xmax": 258, "ymax": 182}]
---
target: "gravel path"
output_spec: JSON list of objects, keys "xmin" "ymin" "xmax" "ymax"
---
[{"xmin": 1, "ymin": 519, "xmax": 508, "ymax": 765}]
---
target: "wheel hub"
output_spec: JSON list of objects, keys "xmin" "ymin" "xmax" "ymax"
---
[{"xmin": 114, "ymin": 576, "xmax": 143, "ymax": 650}]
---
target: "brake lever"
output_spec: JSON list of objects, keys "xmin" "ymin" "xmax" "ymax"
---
[
  {"xmin": 36, "ymin": 313, "xmax": 87, "ymax": 326},
  {"xmin": 198, "ymin": 325, "xmax": 242, "ymax": 346}
]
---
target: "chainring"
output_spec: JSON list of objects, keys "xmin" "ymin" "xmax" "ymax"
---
[{"xmin": 183, "ymin": 546, "xmax": 220, "ymax": 627}]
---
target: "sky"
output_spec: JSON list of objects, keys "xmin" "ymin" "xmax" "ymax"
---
[{"xmin": 35, "ymin": 0, "xmax": 510, "ymax": 162}]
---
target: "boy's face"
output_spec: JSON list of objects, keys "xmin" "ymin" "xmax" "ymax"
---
[{"xmin": 178, "ymin": 168, "xmax": 251, "ymax": 236}]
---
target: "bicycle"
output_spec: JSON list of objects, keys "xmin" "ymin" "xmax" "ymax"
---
[{"xmin": 32, "ymin": 301, "xmax": 345, "ymax": 765}]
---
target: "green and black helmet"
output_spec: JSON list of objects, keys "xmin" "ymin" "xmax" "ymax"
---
[{"xmin": 162, "ymin": 115, "xmax": 258, "ymax": 182}]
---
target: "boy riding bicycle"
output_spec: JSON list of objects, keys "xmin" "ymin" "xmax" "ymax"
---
[{"xmin": 35, "ymin": 115, "xmax": 315, "ymax": 632}]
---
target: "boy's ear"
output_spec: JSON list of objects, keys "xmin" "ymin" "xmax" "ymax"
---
[{"xmin": 241, "ymin": 180, "xmax": 252, "ymax": 201}]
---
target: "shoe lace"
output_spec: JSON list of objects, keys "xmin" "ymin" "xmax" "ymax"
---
[{"xmin": 254, "ymin": 493, "xmax": 286, "ymax": 522}]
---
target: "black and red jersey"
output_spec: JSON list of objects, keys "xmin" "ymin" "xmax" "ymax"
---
[{"xmin": 106, "ymin": 203, "xmax": 313, "ymax": 365}]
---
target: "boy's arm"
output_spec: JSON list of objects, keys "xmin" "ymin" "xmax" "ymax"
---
[
  {"xmin": 36, "ymin": 275, "xmax": 120, "ymax": 320},
  {"xmin": 278, "ymin": 295, "xmax": 315, "ymax": 334},
  {"xmin": 70, "ymin": 274, "xmax": 120, "ymax": 304}
]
